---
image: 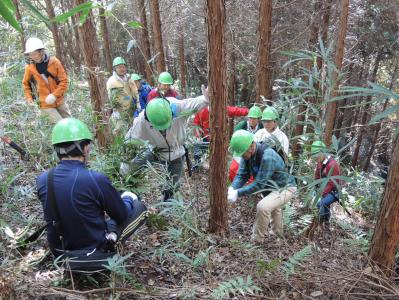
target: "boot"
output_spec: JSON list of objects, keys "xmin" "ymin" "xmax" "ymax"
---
[{"xmin": 161, "ymin": 190, "xmax": 173, "ymax": 202}]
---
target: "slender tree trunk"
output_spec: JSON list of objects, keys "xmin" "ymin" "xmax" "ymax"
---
[
  {"xmin": 240, "ymin": 67, "xmax": 249, "ymax": 105},
  {"xmin": 351, "ymin": 53, "xmax": 382, "ymax": 168},
  {"xmin": 227, "ymin": 39, "xmax": 236, "ymax": 138},
  {"xmin": 206, "ymin": 0, "xmax": 229, "ymax": 234},
  {"xmin": 99, "ymin": 2, "xmax": 112, "ymax": 74},
  {"xmin": 178, "ymin": 26, "xmax": 187, "ymax": 97},
  {"xmin": 12, "ymin": 0, "xmax": 26, "ymax": 48},
  {"xmin": 324, "ymin": 0, "xmax": 349, "ymax": 146},
  {"xmin": 292, "ymin": 0, "xmax": 321, "ymax": 157},
  {"xmin": 363, "ymin": 61, "xmax": 398, "ymax": 172},
  {"xmin": 255, "ymin": 0, "xmax": 273, "ymax": 103},
  {"xmin": 75, "ymin": 0, "xmax": 110, "ymax": 148},
  {"xmin": 138, "ymin": 0, "xmax": 154, "ymax": 85},
  {"xmin": 149, "ymin": 0, "xmax": 166, "ymax": 73},
  {"xmin": 369, "ymin": 137, "xmax": 399, "ymax": 275},
  {"xmin": 44, "ymin": 0, "xmax": 66, "ymax": 67}
]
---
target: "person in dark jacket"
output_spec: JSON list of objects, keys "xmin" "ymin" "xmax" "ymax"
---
[
  {"xmin": 37, "ymin": 118, "xmax": 147, "ymax": 256},
  {"xmin": 131, "ymin": 73, "xmax": 152, "ymax": 116}
]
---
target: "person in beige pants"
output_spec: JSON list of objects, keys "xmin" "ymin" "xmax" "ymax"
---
[{"xmin": 227, "ymin": 130, "xmax": 297, "ymax": 243}]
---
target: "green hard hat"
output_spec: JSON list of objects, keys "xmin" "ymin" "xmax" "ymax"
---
[
  {"xmin": 51, "ymin": 118, "xmax": 92, "ymax": 145},
  {"xmin": 229, "ymin": 130, "xmax": 255, "ymax": 157},
  {"xmin": 158, "ymin": 71, "xmax": 173, "ymax": 84},
  {"xmin": 247, "ymin": 105, "xmax": 262, "ymax": 118},
  {"xmin": 131, "ymin": 73, "xmax": 142, "ymax": 81},
  {"xmin": 261, "ymin": 106, "xmax": 278, "ymax": 121},
  {"xmin": 113, "ymin": 57, "xmax": 126, "ymax": 67},
  {"xmin": 146, "ymin": 98, "xmax": 173, "ymax": 130},
  {"xmin": 311, "ymin": 140, "xmax": 327, "ymax": 155}
]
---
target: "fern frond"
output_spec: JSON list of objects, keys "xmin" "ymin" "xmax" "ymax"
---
[
  {"xmin": 282, "ymin": 245, "xmax": 313, "ymax": 278},
  {"xmin": 211, "ymin": 275, "xmax": 261, "ymax": 299}
]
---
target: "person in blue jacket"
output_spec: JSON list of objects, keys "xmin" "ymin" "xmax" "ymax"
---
[
  {"xmin": 131, "ymin": 73, "xmax": 152, "ymax": 117},
  {"xmin": 36, "ymin": 118, "xmax": 148, "ymax": 256}
]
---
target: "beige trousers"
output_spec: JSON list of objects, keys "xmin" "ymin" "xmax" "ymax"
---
[
  {"xmin": 252, "ymin": 186, "xmax": 297, "ymax": 242},
  {"xmin": 40, "ymin": 103, "xmax": 71, "ymax": 123}
]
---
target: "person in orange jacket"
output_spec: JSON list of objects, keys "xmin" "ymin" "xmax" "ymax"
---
[{"xmin": 22, "ymin": 37, "xmax": 71, "ymax": 123}]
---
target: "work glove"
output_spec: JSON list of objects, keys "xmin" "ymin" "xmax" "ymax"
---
[
  {"xmin": 227, "ymin": 187, "xmax": 238, "ymax": 204},
  {"xmin": 121, "ymin": 191, "xmax": 139, "ymax": 202},
  {"xmin": 201, "ymin": 84, "xmax": 209, "ymax": 102},
  {"xmin": 45, "ymin": 94, "xmax": 56, "ymax": 105}
]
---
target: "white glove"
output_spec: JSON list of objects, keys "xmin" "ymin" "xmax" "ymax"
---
[
  {"xmin": 227, "ymin": 187, "xmax": 238, "ymax": 204},
  {"xmin": 120, "ymin": 162, "xmax": 131, "ymax": 176},
  {"xmin": 45, "ymin": 94, "xmax": 56, "ymax": 105},
  {"xmin": 201, "ymin": 84, "xmax": 209, "ymax": 102},
  {"xmin": 121, "ymin": 191, "xmax": 138, "ymax": 202}
]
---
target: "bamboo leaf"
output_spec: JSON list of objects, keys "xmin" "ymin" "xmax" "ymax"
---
[
  {"xmin": 369, "ymin": 104, "xmax": 399, "ymax": 124},
  {"xmin": 127, "ymin": 20, "xmax": 143, "ymax": 29},
  {"xmin": 19, "ymin": 0, "xmax": 51, "ymax": 28},
  {"xmin": 53, "ymin": 1, "xmax": 93, "ymax": 23},
  {"xmin": 0, "ymin": 0, "xmax": 22, "ymax": 32}
]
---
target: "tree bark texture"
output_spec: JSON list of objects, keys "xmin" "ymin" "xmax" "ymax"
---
[
  {"xmin": 206, "ymin": 0, "xmax": 229, "ymax": 234},
  {"xmin": 99, "ymin": 3, "xmax": 113, "ymax": 74},
  {"xmin": 75, "ymin": 0, "xmax": 110, "ymax": 148},
  {"xmin": 138, "ymin": 0, "xmax": 154, "ymax": 85},
  {"xmin": 369, "ymin": 137, "xmax": 399, "ymax": 275},
  {"xmin": 255, "ymin": 0, "xmax": 273, "ymax": 103},
  {"xmin": 149, "ymin": 0, "xmax": 166, "ymax": 73},
  {"xmin": 323, "ymin": 0, "xmax": 349, "ymax": 146},
  {"xmin": 44, "ymin": 0, "xmax": 67, "ymax": 67},
  {"xmin": 362, "ymin": 60, "xmax": 398, "ymax": 172},
  {"xmin": 227, "ymin": 34, "xmax": 236, "ymax": 138}
]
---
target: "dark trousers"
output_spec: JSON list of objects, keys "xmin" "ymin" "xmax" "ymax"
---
[{"xmin": 106, "ymin": 199, "xmax": 147, "ymax": 243}]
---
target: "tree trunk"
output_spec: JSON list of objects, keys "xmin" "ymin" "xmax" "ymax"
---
[
  {"xmin": 99, "ymin": 2, "xmax": 112, "ymax": 74},
  {"xmin": 351, "ymin": 53, "xmax": 382, "ymax": 168},
  {"xmin": 292, "ymin": 0, "xmax": 321, "ymax": 157},
  {"xmin": 75, "ymin": 0, "xmax": 110, "ymax": 148},
  {"xmin": 240, "ymin": 66, "xmax": 249, "ymax": 105},
  {"xmin": 178, "ymin": 26, "xmax": 187, "ymax": 97},
  {"xmin": 369, "ymin": 137, "xmax": 399, "ymax": 275},
  {"xmin": 362, "ymin": 61, "xmax": 398, "ymax": 172},
  {"xmin": 44, "ymin": 0, "xmax": 67, "ymax": 67},
  {"xmin": 206, "ymin": 0, "xmax": 229, "ymax": 234},
  {"xmin": 138, "ymin": 0, "xmax": 154, "ymax": 85},
  {"xmin": 323, "ymin": 0, "xmax": 349, "ymax": 146},
  {"xmin": 12, "ymin": 0, "xmax": 26, "ymax": 49},
  {"xmin": 149, "ymin": 0, "xmax": 166, "ymax": 73},
  {"xmin": 227, "ymin": 35, "xmax": 236, "ymax": 138},
  {"xmin": 255, "ymin": 0, "xmax": 273, "ymax": 103}
]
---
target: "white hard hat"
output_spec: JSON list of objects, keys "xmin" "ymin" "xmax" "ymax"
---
[{"xmin": 24, "ymin": 37, "xmax": 45, "ymax": 54}]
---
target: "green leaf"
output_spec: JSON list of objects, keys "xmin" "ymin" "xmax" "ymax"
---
[
  {"xmin": 54, "ymin": 1, "xmax": 93, "ymax": 23},
  {"xmin": 19, "ymin": 0, "xmax": 51, "ymax": 29},
  {"xmin": 0, "ymin": 0, "xmax": 22, "ymax": 32},
  {"xmin": 127, "ymin": 20, "xmax": 143, "ymax": 29},
  {"xmin": 369, "ymin": 104, "xmax": 399, "ymax": 124}
]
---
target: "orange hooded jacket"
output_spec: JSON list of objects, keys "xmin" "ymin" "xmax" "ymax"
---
[{"xmin": 22, "ymin": 57, "xmax": 68, "ymax": 109}]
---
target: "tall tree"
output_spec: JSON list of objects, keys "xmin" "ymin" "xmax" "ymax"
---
[
  {"xmin": 206, "ymin": 0, "xmax": 229, "ymax": 234},
  {"xmin": 227, "ymin": 29, "xmax": 236, "ymax": 138},
  {"xmin": 351, "ymin": 53, "xmax": 382, "ymax": 167},
  {"xmin": 178, "ymin": 25, "xmax": 187, "ymax": 97},
  {"xmin": 44, "ymin": 0, "xmax": 67, "ymax": 67},
  {"xmin": 75, "ymin": 0, "xmax": 110, "ymax": 147},
  {"xmin": 292, "ymin": 0, "xmax": 321, "ymax": 157},
  {"xmin": 369, "ymin": 137, "xmax": 399, "ymax": 275},
  {"xmin": 363, "ymin": 60, "xmax": 398, "ymax": 171},
  {"xmin": 324, "ymin": 0, "xmax": 349, "ymax": 145},
  {"xmin": 255, "ymin": 0, "xmax": 273, "ymax": 102},
  {"xmin": 138, "ymin": 0, "xmax": 154, "ymax": 85},
  {"xmin": 149, "ymin": 0, "xmax": 166, "ymax": 73},
  {"xmin": 99, "ymin": 1, "xmax": 112, "ymax": 74}
]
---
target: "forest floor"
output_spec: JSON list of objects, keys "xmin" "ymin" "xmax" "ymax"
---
[{"xmin": 1, "ymin": 149, "xmax": 398, "ymax": 300}]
